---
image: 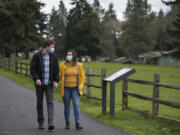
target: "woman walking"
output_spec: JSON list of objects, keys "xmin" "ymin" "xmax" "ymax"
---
[{"xmin": 59, "ymin": 50, "xmax": 85, "ymax": 130}]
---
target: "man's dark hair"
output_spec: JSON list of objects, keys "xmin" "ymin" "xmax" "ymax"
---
[{"xmin": 44, "ymin": 40, "xmax": 55, "ymax": 48}]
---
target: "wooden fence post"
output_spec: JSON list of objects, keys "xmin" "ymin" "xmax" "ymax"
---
[
  {"xmin": 122, "ymin": 78, "xmax": 128, "ymax": 110},
  {"xmin": 10, "ymin": 59, "xmax": 12, "ymax": 71},
  {"xmin": 87, "ymin": 67, "xmax": 92, "ymax": 97},
  {"xmin": 4, "ymin": 58, "xmax": 7, "ymax": 69},
  {"xmin": 0, "ymin": 57, "xmax": 2, "ymax": 67},
  {"xmin": 0, "ymin": 57, "xmax": 3, "ymax": 67},
  {"xmin": 5, "ymin": 58, "xmax": 8, "ymax": 69},
  {"xmin": 3, "ymin": 58, "xmax": 6, "ymax": 69},
  {"xmin": 153, "ymin": 74, "xmax": 160, "ymax": 118},
  {"xmin": 25, "ymin": 63, "xmax": 28, "ymax": 77},
  {"xmin": 28, "ymin": 63, "xmax": 31, "ymax": 77},
  {"xmin": 14, "ymin": 60, "xmax": 18, "ymax": 74},
  {"xmin": 8, "ymin": 59, "xmax": 11, "ymax": 71},
  {"xmin": 20, "ymin": 61, "xmax": 22, "ymax": 74},
  {"xmin": 2, "ymin": 58, "xmax": 5, "ymax": 68},
  {"xmin": 101, "ymin": 68, "xmax": 107, "ymax": 85}
]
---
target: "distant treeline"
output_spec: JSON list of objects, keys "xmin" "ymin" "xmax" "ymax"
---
[{"xmin": 0, "ymin": 0, "xmax": 179, "ymax": 60}]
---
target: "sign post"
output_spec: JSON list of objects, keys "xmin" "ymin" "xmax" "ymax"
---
[{"xmin": 102, "ymin": 68, "xmax": 136, "ymax": 116}]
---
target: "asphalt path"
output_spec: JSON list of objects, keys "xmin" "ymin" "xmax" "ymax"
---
[{"xmin": 0, "ymin": 75, "xmax": 129, "ymax": 135}]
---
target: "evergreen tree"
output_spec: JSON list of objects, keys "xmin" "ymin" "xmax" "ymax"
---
[
  {"xmin": 58, "ymin": 0, "xmax": 67, "ymax": 26},
  {"xmin": 0, "ymin": 0, "xmax": 46, "ymax": 58},
  {"xmin": 100, "ymin": 3, "xmax": 120, "ymax": 59},
  {"xmin": 120, "ymin": 0, "xmax": 156, "ymax": 60},
  {"xmin": 162, "ymin": 0, "xmax": 180, "ymax": 6},
  {"xmin": 92, "ymin": 0, "xmax": 105, "ymax": 19},
  {"xmin": 154, "ymin": 9, "xmax": 169, "ymax": 51},
  {"xmin": 162, "ymin": 0, "xmax": 180, "ymax": 58},
  {"xmin": 47, "ymin": 1, "xmax": 67, "ymax": 58},
  {"xmin": 65, "ymin": 0, "xmax": 101, "ymax": 60}
]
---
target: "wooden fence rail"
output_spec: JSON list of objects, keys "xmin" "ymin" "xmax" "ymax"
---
[{"xmin": 123, "ymin": 74, "xmax": 180, "ymax": 124}]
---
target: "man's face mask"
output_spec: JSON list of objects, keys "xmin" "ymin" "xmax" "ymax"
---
[{"xmin": 49, "ymin": 48, "xmax": 55, "ymax": 53}]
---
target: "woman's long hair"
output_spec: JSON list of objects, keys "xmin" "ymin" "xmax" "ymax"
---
[{"xmin": 66, "ymin": 50, "xmax": 77, "ymax": 66}]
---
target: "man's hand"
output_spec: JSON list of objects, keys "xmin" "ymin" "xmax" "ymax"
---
[
  {"xmin": 36, "ymin": 79, "xmax": 41, "ymax": 86},
  {"xmin": 53, "ymin": 82, "xmax": 58, "ymax": 88}
]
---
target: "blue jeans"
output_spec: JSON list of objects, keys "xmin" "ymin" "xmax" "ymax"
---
[{"xmin": 64, "ymin": 87, "xmax": 80, "ymax": 123}]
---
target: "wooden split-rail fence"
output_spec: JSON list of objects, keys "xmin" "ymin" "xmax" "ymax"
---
[
  {"xmin": 0, "ymin": 57, "xmax": 180, "ymax": 124},
  {"xmin": 0, "ymin": 58, "xmax": 31, "ymax": 77},
  {"xmin": 122, "ymin": 75, "xmax": 180, "ymax": 124},
  {"xmin": 84, "ymin": 67, "xmax": 107, "ymax": 101},
  {"xmin": 0, "ymin": 58, "xmax": 106, "ymax": 101}
]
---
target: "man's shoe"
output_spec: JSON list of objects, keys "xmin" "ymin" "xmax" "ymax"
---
[
  {"xmin": 65, "ymin": 122, "xmax": 70, "ymax": 129},
  {"xmin": 48, "ymin": 124, "xmax": 55, "ymax": 131},
  {"xmin": 76, "ymin": 122, "xmax": 83, "ymax": 130},
  {"xmin": 38, "ymin": 123, "xmax": 44, "ymax": 130}
]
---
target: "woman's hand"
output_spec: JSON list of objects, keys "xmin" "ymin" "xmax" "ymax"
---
[{"xmin": 53, "ymin": 82, "xmax": 58, "ymax": 88}]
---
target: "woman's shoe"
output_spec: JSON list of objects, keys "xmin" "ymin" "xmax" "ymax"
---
[
  {"xmin": 48, "ymin": 124, "xmax": 55, "ymax": 131},
  {"xmin": 76, "ymin": 122, "xmax": 83, "ymax": 130},
  {"xmin": 65, "ymin": 122, "xmax": 70, "ymax": 129}
]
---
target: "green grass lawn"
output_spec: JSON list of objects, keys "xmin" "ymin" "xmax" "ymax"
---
[{"xmin": 0, "ymin": 62, "xmax": 180, "ymax": 135}]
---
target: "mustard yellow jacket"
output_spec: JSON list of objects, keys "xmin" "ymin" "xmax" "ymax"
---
[{"xmin": 59, "ymin": 62, "xmax": 85, "ymax": 97}]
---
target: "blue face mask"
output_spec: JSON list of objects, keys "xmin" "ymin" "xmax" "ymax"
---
[
  {"xmin": 49, "ymin": 48, "xmax": 55, "ymax": 53},
  {"xmin": 66, "ymin": 55, "xmax": 73, "ymax": 62}
]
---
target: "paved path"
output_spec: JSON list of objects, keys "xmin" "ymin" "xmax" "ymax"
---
[{"xmin": 0, "ymin": 75, "xmax": 129, "ymax": 135}]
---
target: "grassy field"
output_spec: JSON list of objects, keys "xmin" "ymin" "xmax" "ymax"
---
[{"xmin": 0, "ymin": 61, "xmax": 180, "ymax": 135}]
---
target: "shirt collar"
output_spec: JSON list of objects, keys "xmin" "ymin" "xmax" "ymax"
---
[{"xmin": 42, "ymin": 49, "xmax": 49, "ymax": 55}]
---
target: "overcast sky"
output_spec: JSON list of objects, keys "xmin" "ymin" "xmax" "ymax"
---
[{"xmin": 39, "ymin": 0, "xmax": 170, "ymax": 20}]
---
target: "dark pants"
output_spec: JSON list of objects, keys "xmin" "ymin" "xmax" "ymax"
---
[{"xmin": 35, "ymin": 85, "xmax": 54, "ymax": 124}]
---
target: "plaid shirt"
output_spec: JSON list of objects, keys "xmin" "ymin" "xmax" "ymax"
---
[{"xmin": 42, "ymin": 50, "xmax": 50, "ymax": 85}]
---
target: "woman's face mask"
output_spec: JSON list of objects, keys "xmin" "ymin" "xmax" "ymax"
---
[{"xmin": 66, "ymin": 55, "xmax": 73, "ymax": 62}]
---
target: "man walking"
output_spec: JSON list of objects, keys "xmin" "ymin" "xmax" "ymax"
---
[{"xmin": 30, "ymin": 40, "xmax": 59, "ymax": 131}]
